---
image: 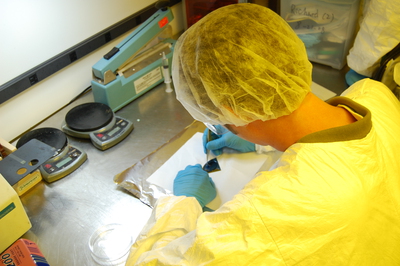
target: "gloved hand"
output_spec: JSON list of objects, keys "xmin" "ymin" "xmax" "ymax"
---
[
  {"xmin": 173, "ymin": 164, "xmax": 217, "ymax": 207},
  {"xmin": 203, "ymin": 125, "xmax": 256, "ymax": 156}
]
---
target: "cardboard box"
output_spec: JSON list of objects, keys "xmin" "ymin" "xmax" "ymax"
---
[
  {"xmin": 0, "ymin": 239, "xmax": 49, "ymax": 266},
  {"xmin": 0, "ymin": 136, "xmax": 16, "ymax": 158},
  {"xmin": 0, "ymin": 174, "xmax": 31, "ymax": 254}
]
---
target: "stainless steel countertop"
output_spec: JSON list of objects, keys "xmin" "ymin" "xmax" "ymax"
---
[
  {"xmin": 19, "ymin": 63, "xmax": 348, "ymax": 265},
  {"xmin": 20, "ymin": 83, "xmax": 194, "ymax": 265}
]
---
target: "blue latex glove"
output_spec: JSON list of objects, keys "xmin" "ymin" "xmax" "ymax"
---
[
  {"xmin": 173, "ymin": 164, "xmax": 217, "ymax": 207},
  {"xmin": 203, "ymin": 125, "xmax": 256, "ymax": 156},
  {"xmin": 345, "ymin": 69, "xmax": 369, "ymax": 86}
]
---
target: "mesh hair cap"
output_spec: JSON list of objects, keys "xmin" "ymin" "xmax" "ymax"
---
[{"xmin": 172, "ymin": 3, "xmax": 312, "ymax": 126}]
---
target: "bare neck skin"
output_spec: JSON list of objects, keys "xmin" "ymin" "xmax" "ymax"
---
[{"xmin": 226, "ymin": 92, "xmax": 357, "ymax": 152}]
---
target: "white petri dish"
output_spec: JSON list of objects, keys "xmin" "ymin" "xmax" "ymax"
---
[{"xmin": 89, "ymin": 223, "xmax": 133, "ymax": 265}]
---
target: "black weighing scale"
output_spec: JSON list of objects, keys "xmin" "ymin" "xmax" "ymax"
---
[
  {"xmin": 61, "ymin": 102, "xmax": 134, "ymax": 151},
  {"xmin": 16, "ymin": 128, "xmax": 87, "ymax": 183}
]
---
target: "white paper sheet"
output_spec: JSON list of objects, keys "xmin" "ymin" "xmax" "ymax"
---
[{"xmin": 147, "ymin": 133, "xmax": 280, "ymax": 210}]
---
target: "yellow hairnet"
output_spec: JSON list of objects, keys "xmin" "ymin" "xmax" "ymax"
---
[{"xmin": 172, "ymin": 3, "xmax": 312, "ymax": 126}]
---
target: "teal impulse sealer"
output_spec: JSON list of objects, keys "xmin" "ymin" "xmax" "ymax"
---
[{"xmin": 91, "ymin": 3, "xmax": 175, "ymax": 111}]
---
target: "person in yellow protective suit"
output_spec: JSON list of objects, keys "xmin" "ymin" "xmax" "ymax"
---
[{"xmin": 126, "ymin": 3, "xmax": 400, "ymax": 265}]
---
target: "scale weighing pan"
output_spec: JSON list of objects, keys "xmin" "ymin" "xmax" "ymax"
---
[
  {"xmin": 62, "ymin": 102, "xmax": 134, "ymax": 151},
  {"xmin": 16, "ymin": 127, "xmax": 87, "ymax": 183}
]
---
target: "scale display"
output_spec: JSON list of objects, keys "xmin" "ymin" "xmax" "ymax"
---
[
  {"xmin": 90, "ymin": 117, "xmax": 133, "ymax": 150},
  {"xmin": 41, "ymin": 146, "xmax": 87, "ymax": 182}
]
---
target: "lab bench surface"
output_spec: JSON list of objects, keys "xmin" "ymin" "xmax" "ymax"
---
[{"xmin": 19, "ymin": 64, "xmax": 348, "ymax": 265}]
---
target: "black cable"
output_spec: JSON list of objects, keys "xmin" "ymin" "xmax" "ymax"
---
[{"xmin": 66, "ymin": 85, "xmax": 92, "ymax": 106}]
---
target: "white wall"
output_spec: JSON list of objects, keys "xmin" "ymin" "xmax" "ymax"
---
[
  {"xmin": 0, "ymin": 0, "xmax": 158, "ymax": 85},
  {"xmin": 0, "ymin": 2, "xmax": 184, "ymax": 142}
]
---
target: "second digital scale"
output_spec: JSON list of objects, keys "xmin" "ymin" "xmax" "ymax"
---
[{"xmin": 62, "ymin": 102, "xmax": 134, "ymax": 151}]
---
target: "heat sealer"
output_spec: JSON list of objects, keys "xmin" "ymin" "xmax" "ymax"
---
[{"xmin": 91, "ymin": 2, "xmax": 176, "ymax": 111}]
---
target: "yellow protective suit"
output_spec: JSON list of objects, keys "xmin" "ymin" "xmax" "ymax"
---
[{"xmin": 126, "ymin": 79, "xmax": 400, "ymax": 265}]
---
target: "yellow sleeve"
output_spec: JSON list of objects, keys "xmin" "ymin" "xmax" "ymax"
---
[
  {"xmin": 126, "ymin": 196, "xmax": 202, "ymax": 265},
  {"xmin": 126, "ymin": 191, "xmax": 285, "ymax": 265}
]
